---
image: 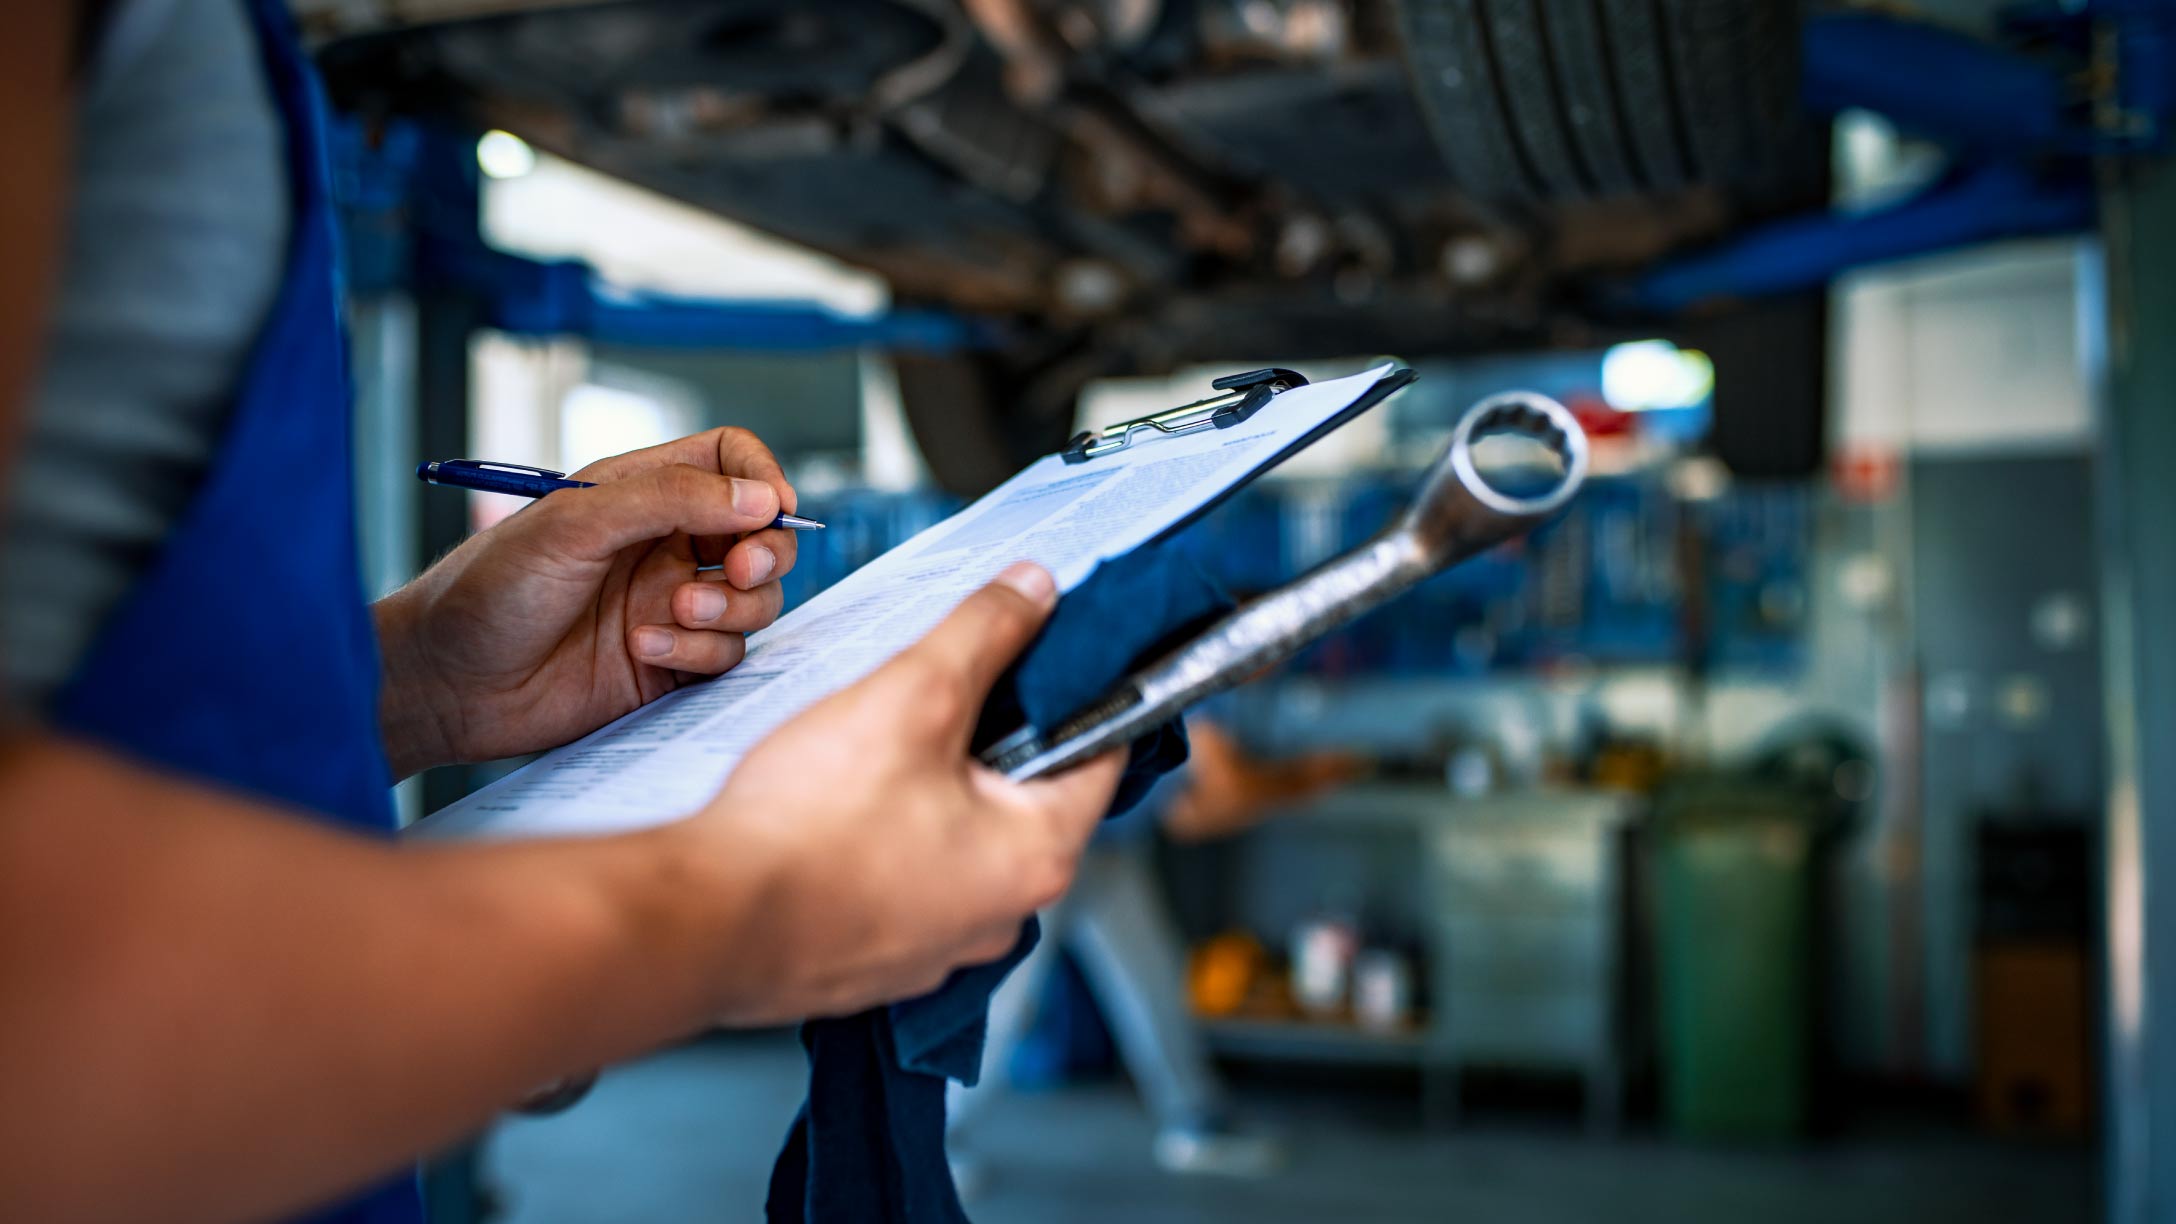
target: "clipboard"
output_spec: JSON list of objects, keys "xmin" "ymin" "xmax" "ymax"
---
[
  {"xmin": 1056, "ymin": 363, "xmax": 1419, "ymax": 549},
  {"xmin": 415, "ymin": 362, "xmax": 1419, "ymax": 843}
]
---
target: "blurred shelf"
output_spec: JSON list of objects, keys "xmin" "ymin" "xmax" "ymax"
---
[
  {"xmin": 1270, "ymin": 782, "xmax": 1460, "ymax": 830},
  {"xmin": 1273, "ymin": 783, "xmax": 1639, "ymax": 832},
  {"xmin": 1199, "ymin": 1015, "xmax": 1432, "ymax": 1067}
]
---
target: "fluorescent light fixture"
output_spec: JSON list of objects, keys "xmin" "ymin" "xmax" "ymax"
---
[{"xmin": 477, "ymin": 129, "xmax": 537, "ymax": 180}]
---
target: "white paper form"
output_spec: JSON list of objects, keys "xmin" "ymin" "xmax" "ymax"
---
[{"xmin": 415, "ymin": 365, "xmax": 1395, "ymax": 842}]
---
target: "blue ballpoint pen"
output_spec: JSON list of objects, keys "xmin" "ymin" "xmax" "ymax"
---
[{"xmin": 417, "ymin": 460, "xmax": 824, "ymax": 572}]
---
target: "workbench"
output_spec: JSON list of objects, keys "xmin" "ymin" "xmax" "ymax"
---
[{"xmin": 1205, "ymin": 783, "xmax": 1635, "ymax": 1130}]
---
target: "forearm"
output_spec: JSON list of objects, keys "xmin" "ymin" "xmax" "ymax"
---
[{"xmin": 0, "ymin": 733, "xmax": 751, "ymax": 1224}]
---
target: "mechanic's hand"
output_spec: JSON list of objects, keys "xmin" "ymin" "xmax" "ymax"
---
[
  {"xmin": 1160, "ymin": 721, "xmax": 1365, "ymax": 844},
  {"xmin": 375, "ymin": 428, "xmax": 799, "ymax": 775},
  {"xmin": 672, "ymin": 562, "xmax": 1125, "ymax": 1025}
]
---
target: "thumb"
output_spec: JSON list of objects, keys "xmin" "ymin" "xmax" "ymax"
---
[
  {"xmin": 965, "ymin": 748, "xmax": 1128, "ymax": 911},
  {"xmin": 1007, "ymin": 749, "xmax": 1128, "ymax": 858},
  {"xmin": 895, "ymin": 561, "xmax": 1058, "ymax": 738}
]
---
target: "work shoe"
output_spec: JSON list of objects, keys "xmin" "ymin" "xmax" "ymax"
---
[{"xmin": 1151, "ymin": 1119, "xmax": 1284, "ymax": 1178}]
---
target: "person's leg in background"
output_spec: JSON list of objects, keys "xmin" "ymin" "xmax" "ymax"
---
[
  {"xmin": 1063, "ymin": 843, "xmax": 1282, "ymax": 1176},
  {"xmin": 950, "ymin": 840, "xmax": 1280, "ymax": 1184},
  {"xmin": 946, "ymin": 894, "xmax": 1067, "ymax": 1200}
]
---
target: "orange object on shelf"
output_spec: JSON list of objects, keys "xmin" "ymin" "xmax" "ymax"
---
[{"xmin": 1188, "ymin": 931, "xmax": 1266, "ymax": 1017}]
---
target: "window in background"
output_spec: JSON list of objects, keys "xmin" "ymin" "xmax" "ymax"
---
[
  {"xmin": 560, "ymin": 366, "xmax": 702, "ymax": 472},
  {"xmin": 483, "ymin": 149, "xmax": 883, "ymax": 314},
  {"xmin": 465, "ymin": 341, "xmax": 701, "ymax": 532},
  {"xmin": 471, "ymin": 143, "xmax": 935, "ymax": 492},
  {"xmin": 468, "ymin": 334, "xmax": 583, "ymax": 531}
]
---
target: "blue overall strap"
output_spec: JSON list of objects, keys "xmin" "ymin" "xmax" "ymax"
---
[{"xmin": 48, "ymin": 0, "xmax": 416, "ymax": 1220}]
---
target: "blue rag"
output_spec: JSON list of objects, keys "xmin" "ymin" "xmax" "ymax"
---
[{"xmin": 765, "ymin": 541, "xmax": 1233, "ymax": 1223}]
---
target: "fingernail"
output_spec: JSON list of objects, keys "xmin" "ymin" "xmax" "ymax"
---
[
  {"xmin": 689, "ymin": 585, "xmax": 728, "ymax": 624},
  {"xmin": 994, "ymin": 561, "xmax": 1056, "ymax": 608},
  {"xmin": 745, "ymin": 544, "xmax": 776, "ymax": 585},
  {"xmin": 633, "ymin": 627, "xmax": 674, "ymax": 659},
  {"xmin": 732, "ymin": 479, "xmax": 776, "ymax": 519}
]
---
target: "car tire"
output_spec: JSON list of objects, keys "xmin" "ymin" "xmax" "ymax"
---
[
  {"xmin": 893, "ymin": 350, "xmax": 1087, "ymax": 497},
  {"xmin": 1395, "ymin": 0, "xmax": 1803, "ymax": 201}
]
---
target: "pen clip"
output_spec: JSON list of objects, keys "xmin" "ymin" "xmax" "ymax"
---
[{"xmin": 438, "ymin": 460, "xmax": 569, "ymax": 479}]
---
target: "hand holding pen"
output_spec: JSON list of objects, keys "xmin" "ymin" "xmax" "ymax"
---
[
  {"xmin": 419, "ymin": 459, "xmax": 822, "ymax": 572},
  {"xmin": 384, "ymin": 434, "xmax": 808, "ymax": 770},
  {"xmin": 419, "ymin": 460, "xmax": 825, "ymax": 531}
]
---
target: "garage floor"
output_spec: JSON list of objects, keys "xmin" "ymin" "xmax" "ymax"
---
[{"xmin": 483, "ymin": 1034, "xmax": 2093, "ymax": 1224}]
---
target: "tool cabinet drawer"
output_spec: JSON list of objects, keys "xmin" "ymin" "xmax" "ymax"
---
[
  {"xmin": 1435, "ymin": 913, "xmax": 1606, "ymax": 994},
  {"xmin": 1428, "ymin": 832, "xmax": 1607, "ymax": 915},
  {"xmin": 1437, "ymin": 988, "xmax": 1607, "ymax": 1065}
]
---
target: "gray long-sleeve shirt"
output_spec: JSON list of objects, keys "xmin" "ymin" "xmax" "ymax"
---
[{"xmin": 2, "ymin": 0, "xmax": 290, "ymax": 710}]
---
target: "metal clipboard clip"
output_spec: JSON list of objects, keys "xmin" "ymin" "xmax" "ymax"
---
[{"xmin": 1060, "ymin": 368, "xmax": 1310, "ymax": 464}]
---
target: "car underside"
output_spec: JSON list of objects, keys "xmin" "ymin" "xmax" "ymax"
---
[{"xmin": 307, "ymin": 0, "xmax": 1825, "ymax": 486}]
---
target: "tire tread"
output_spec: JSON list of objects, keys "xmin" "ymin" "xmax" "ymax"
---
[{"xmin": 1401, "ymin": 0, "xmax": 1800, "ymax": 201}]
